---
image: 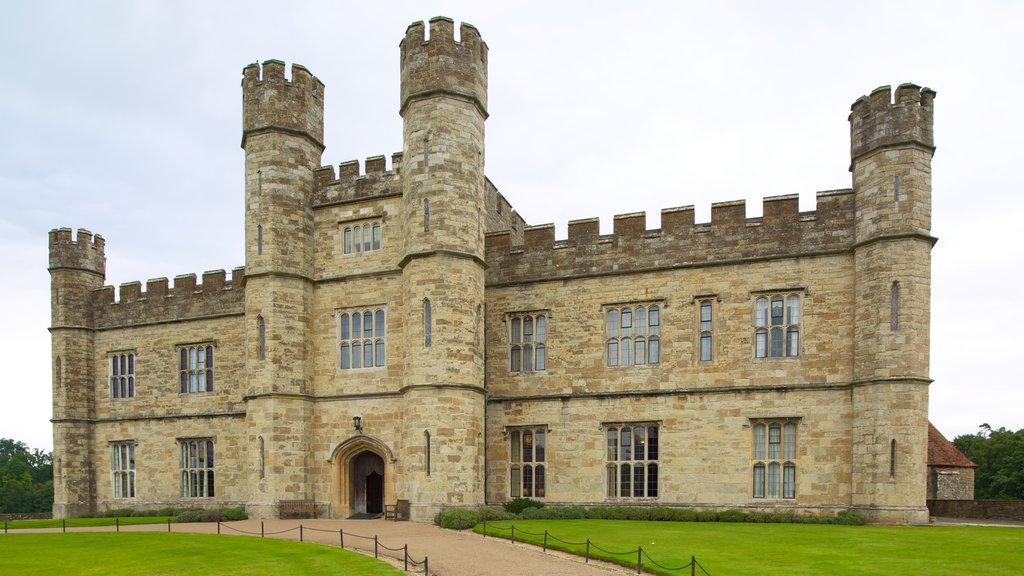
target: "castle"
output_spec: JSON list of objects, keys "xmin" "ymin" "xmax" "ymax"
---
[{"xmin": 50, "ymin": 17, "xmax": 936, "ymax": 524}]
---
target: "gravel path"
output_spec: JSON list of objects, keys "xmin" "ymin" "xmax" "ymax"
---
[{"xmin": 18, "ymin": 519, "xmax": 636, "ymax": 576}]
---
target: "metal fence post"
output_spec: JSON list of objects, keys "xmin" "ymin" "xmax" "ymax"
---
[
  {"xmin": 424, "ymin": 557, "xmax": 428, "ymax": 576},
  {"xmin": 261, "ymin": 521, "xmax": 265, "ymax": 538},
  {"xmin": 62, "ymin": 519, "xmax": 66, "ymax": 533},
  {"xmin": 4, "ymin": 521, "xmax": 7, "ymax": 534},
  {"xmin": 116, "ymin": 517, "xmax": 119, "ymax": 532},
  {"xmin": 691, "ymin": 555, "xmax": 696, "ymax": 576},
  {"xmin": 217, "ymin": 521, "xmax": 221, "ymax": 535},
  {"xmin": 167, "ymin": 518, "xmax": 171, "ymax": 532},
  {"xmin": 482, "ymin": 516, "xmax": 486, "ymax": 538},
  {"xmin": 511, "ymin": 525, "xmax": 515, "ymax": 544},
  {"xmin": 637, "ymin": 546, "xmax": 642, "ymax": 575},
  {"xmin": 374, "ymin": 535, "xmax": 379, "ymax": 558},
  {"xmin": 543, "ymin": 530, "xmax": 548, "ymax": 552},
  {"xmin": 585, "ymin": 539, "xmax": 590, "ymax": 563},
  {"xmin": 404, "ymin": 544, "xmax": 408, "ymax": 571},
  {"xmin": 300, "ymin": 524, "xmax": 304, "ymax": 542},
  {"xmin": 340, "ymin": 528, "xmax": 344, "ymax": 549}
]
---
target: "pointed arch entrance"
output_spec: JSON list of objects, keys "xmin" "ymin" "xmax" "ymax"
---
[{"xmin": 328, "ymin": 435, "xmax": 395, "ymax": 518}]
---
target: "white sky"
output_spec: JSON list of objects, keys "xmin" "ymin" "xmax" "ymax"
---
[{"xmin": 2, "ymin": 1, "xmax": 1022, "ymax": 452}]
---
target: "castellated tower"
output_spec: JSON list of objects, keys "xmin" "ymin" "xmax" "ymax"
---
[
  {"xmin": 49, "ymin": 228, "xmax": 106, "ymax": 518},
  {"xmin": 397, "ymin": 17, "xmax": 489, "ymax": 518},
  {"xmin": 849, "ymin": 84, "xmax": 936, "ymax": 524},
  {"xmin": 241, "ymin": 60, "xmax": 325, "ymax": 516}
]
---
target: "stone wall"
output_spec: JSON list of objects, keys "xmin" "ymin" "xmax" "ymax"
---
[
  {"xmin": 928, "ymin": 467, "xmax": 975, "ymax": 500},
  {"xmin": 928, "ymin": 499, "xmax": 1024, "ymax": 521}
]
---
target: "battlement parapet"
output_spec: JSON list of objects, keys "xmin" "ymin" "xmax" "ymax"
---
[
  {"xmin": 242, "ymin": 60, "xmax": 325, "ymax": 149},
  {"xmin": 485, "ymin": 191, "xmax": 856, "ymax": 285},
  {"xmin": 312, "ymin": 152, "xmax": 403, "ymax": 208},
  {"xmin": 400, "ymin": 17, "xmax": 488, "ymax": 118},
  {"xmin": 91, "ymin": 267, "xmax": 245, "ymax": 329},
  {"xmin": 49, "ymin": 227, "xmax": 106, "ymax": 275},
  {"xmin": 850, "ymin": 83, "xmax": 935, "ymax": 162}
]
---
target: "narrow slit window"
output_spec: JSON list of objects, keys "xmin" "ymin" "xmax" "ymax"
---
[
  {"xmin": 891, "ymin": 281, "xmax": 900, "ymax": 331},
  {"xmin": 424, "ymin": 199, "xmax": 430, "ymax": 231},
  {"xmin": 257, "ymin": 315, "xmax": 265, "ymax": 360},
  {"xmin": 424, "ymin": 299, "xmax": 432, "ymax": 347},
  {"xmin": 257, "ymin": 224, "xmax": 263, "ymax": 255}
]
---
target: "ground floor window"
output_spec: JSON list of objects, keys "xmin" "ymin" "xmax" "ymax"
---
[
  {"xmin": 509, "ymin": 427, "xmax": 546, "ymax": 498},
  {"xmin": 111, "ymin": 441, "xmax": 135, "ymax": 498},
  {"xmin": 606, "ymin": 424, "xmax": 659, "ymax": 498},
  {"xmin": 180, "ymin": 439, "xmax": 215, "ymax": 497},
  {"xmin": 752, "ymin": 420, "xmax": 797, "ymax": 499}
]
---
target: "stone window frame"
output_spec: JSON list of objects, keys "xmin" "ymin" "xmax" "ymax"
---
[
  {"xmin": 108, "ymin": 350, "xmax": 136, "ymax": 399},
  {"xmin": 337, "ymin": 306, "xmax": 387, "ymax": 370},
  {"xmin": 506, "ymin": 309, "xmax": 550, "ymax": 373},
  {"xmin": 603, "ymin": 301, "xmax": 663, "ymax": 368},
  {"xmin": 179, "ymin": 437, "xmax": 215, "ymax": 498},
  {"xmin": 110, "ymin": 440, "xmax": 136, "ymax": 499},
  {"xmin": 342, "ymin": 219, "xmax": 382, "ymax": 255},
  {"xmin": 752, "ymin": 288, "xmax": 806, "ymax": 359},
  {"xmin": 604, "ymin": 422, "xmax": 660, "ymax": 500},
  {"xmin": 177, "ymin": 342, "xmax": 214, "ymax": 394},
  {"xmin": 507, "ymin": 425, "xmax": 549, "ymax": 499},
  {"xmin": 750, "ymin": 418, "xmax": 799, "ymax": 500}
]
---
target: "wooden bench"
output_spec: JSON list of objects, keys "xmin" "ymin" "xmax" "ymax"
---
[
  {"xmin": 384, "ymin": 499, "xmax": 410, "ymax": 521},
  {"xmin": 278, "ymin": 499, "xmax": 317, "ymax": 519}
]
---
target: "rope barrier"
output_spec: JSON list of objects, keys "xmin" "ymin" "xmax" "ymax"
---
[{"xmin": 640, "ymin": 547, "xmax": 693, "ymax": 572}]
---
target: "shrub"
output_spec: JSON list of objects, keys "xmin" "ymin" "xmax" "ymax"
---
[
  {"xmin": 130, "ymin": 509, "xmax": 159, "ymax": 517},
  {"xmin": 520, "ymin": 506, "xmax": 587, "ymax": 520},
  {"xmin": 479, "ymin": 508, "xmax": 517, "ymax": 521},
  {"xmin": 835, "ymin": 510, "xmax": 863, "ymax": 525},
  {"xmin": 222, "ymin": 507, "xmax": 248, "ymax": 521},
  {"xmin": 201, "ymin": 509, "xmax": 223, "ymax": 522},
  {"xmin": 104, "ymin": 508, "xmax": 134, "ymax": 518},
  {"xmin": 156, "ymin": 507, "xmax": 176, "ymax": 517},
  {"xmin": 503, "ymin": 498, "xmax": 544, "ymax": 515},
  {"xmin": 174, "ymin": 509, "xmax": 204, "ymax": 523},
  {"xmin": 719, "ymin": 509, "xmax": 747, "ymax": 522},
  {"xmin": 438, "ymin": 509, "xmax": 480, "ymax": 530},
  {"xmin": 695, "ymin": 510, "xmax": 719, "ymax": 522}
]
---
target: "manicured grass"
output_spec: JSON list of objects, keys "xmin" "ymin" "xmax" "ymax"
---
[
  {"xmin": 476, "ymin": 519, "xmax": 1024, "ymax": 575},
  {"xmin": 0, "ymin": 532, "xmax": 403, "ymax": 575},
  {"xmin": 3, "ymin": 516, "xmax": 172, "ymax": 529}
]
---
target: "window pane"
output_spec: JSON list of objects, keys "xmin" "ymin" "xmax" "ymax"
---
[
  {"xmin": 633, "ymin": 426, "xmax": 645, "ymax": 460},
  {"xmin": 511, "ymin": 318, "xmax": 521, "ymax": 343},
  {"xmin": 700, "ymin": 301, "xmax": 712, "ymax": 328},
  {"xmin": 522, "ymin": 431, "xmax": 533, "ymax": 463},
  {"xmin": 523, "ymin": 345, "xmax": 533, "ymax": 371},
  {"xmin": 769, "ymin": 424, "xmax": 781, "ymax": 459},
  {"xmin": 510, "ymin": 346, "xmax": 521, "ymax": 372},
  {"xmin": 770, "ymin": 328, "xmax": 783, "ymax": 357},
  {"xmin": 648, "ymin": 306, "xmax": 660, "ymax": 335},
  {"xmin": 635, "ymin": 306, "xmax": 646, "ymax": 336},
  {"xmin": 784, "ymin": 423, "xmax": 796, "ymax": 459},
  {"xmin": 621, "ymin": 309, "xmax": 632, "ymax": 337},
  {"xmin": 634, "ymin": 463, "xmax": 645, "ymax": 497},
  {"xmin": 112, "ymin": 356, "xmax": 119, "ymax": 376},
  {"xmin": 523, "ymin": 464, "xmax": 533, "ymax": 497},
  {"xmin": 535, "ymin": 465, "xmax": 545, "ymax": 498},
  {"xmin": 787, "ymin": 295, "xmax": 800, "ymax": 324},
  {"xmin": 352, "ymin": 312, "xmax": 361, "ymax": 338},
  {"xmin": 700, "ymin": 333, "xmax": 712, "ymax": 361},
  {"xmin": 363, "ymin": 340, "xmax": 373, "ymax": 367},
  {"xmin": 340, "ymin": 344, "xmax": 350, "ymax": 369},
  {"xmin": 120, "ymin": 354, "xmax": 127, "ymax": 375},
  {"xmin": 755, "ymin": 298, "xmax": 768, "ymax": 327},
  {"xmin": 535, "ymin": 430, "xmax": 545, "ymax": 462},
  {"xmin": 768, "ymin": 462, "xmax": 780, "ymax": 498},
  {"xmin": 344, "ymin": 228, "xmax": 351, "ymax": 254},
  {"xmin": 634, "ymin": 339, "xmax": 645, "ymax": 366},
  {"xmin": 891, "ymin": 282, "xmax": 900, "ymax": 331},
  {"xmin": 364, "ymin": 312, "xmax": 373, "ymax": 337},
  {"xmin": 190, "ymin": 347, "xmax": 197, "ymax": 369},
  {"xmin": 753, "ymin": 463, "xmax": 765, "ymax": 498},
  {"xmin": 647, "ymin": 463, "xmax": 658, "ymax": 498},
  {"xmin": 510, "ymin": 466, "xmax": 521, "ymax": 499},
  {"xmin": 620, "ymin": 464, "xmax": 631, "ymax": 496},
  {"xmin": 787, "ymin": 328, "xmax": 799, "ymax": 357},
  {"xmin": 198, "ymin": 369, "xmax": 206, "ymax": 392},
  {"xmin": 755, "ymin": 330, "xmax": 767, "ymax": 358},
  {"xmin": 128, "ymin": 376, "xmax": 134, "ymax": 397},
  {"xmin": 648, "ymin": 337, "xmax": 660, "ymax": 364},
  {"xmin": 352, "ymin": 342, "xmax": 362, "ymax": 368},
  {"xmin": 197, "ymin": 347, "xmax": 205, "ymax": 369},
  {"xmin": 128, "ymin": 354, "xmax": 134, "ymax": 374},
  {"xmin": 607, "ymin": 310, "xmax": 619, "ymax": 337},
  {"xmin": 340, "ymin": 313, "xmax": 350, "ymax": 340},
  {"xmin": 607, "ymin": 429, "xmax": 618, "ymax": 461},
  {"xmin": 363, "ymin": 225, "xmax": 371, "ymax": 252},
  {"xmin": 424, "ymin": 300, "xmax": 432, "ymax": 348},
  {"xmin": 535, "ymin": 316, "xmax": 546, "ymax": 343},
  {"xmin": 207, "ymin": 346, "xmax": 213, "ymax": 368},
  {"xmin": 784, "ymin": 463, "xmax": 796, "ymax": 498},
  {"xmin": 607, "ymin": 466, "xmax": 617, "ymax": 498},
  {"xmin": 510, "ymin": 431, "xmax": 520, "ymax": 462},
  {"xmin": 372, "ymin": 223, "xmax": 381, "ymax": 250},
  {"xmin": 375, "ymin": 310, "xmax": 386, "ymax": 337},
  {"xmin": 375, "ymin": 340, "xmax": 385, "ymax": 366},
  {"xmin": 607, "ymin": 340, "xmax": 618, "ymax": 366},
  {"xmin": 180, "ymin": 348, "xmax": 188, "ymax": 371},
  {"xmin": 771, "ymin": 298, "xmax": 784, "ymax": 325},
  {"xmin": 207, "ymin": 369, "xmax": 213, "ymax": 392},
  {"xmin": 647, "ymin": 427, "xmax": 658, "ymax": 460},
  {"xmin": 620, "ymin": 428, "xmax": 631, "ymax": 461},
  {"xmin": 535, "ymin": 345, "xmax": 546, "ymax": 371},
  {"xmin": 754, "ymin": 425, "xmax": 766, "ymax": 459},
  {"xmin": 524, "ymin": 317, "xmax": 533, "ymax": 343},
  {"xmin": 621, "ymin": 338, "xmax": 631, "ymax": 366}
]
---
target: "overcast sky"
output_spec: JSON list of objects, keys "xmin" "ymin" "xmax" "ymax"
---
[{"xmin": 3, "ymin": 1, "xmax": 1022, "ymax": 452}]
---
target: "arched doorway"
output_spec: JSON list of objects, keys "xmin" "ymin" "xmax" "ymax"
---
[{"xmin": 351, "ymin": 451, "xmax": 385, "ymax": 514}]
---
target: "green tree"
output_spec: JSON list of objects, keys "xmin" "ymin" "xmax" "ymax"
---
[
  {"xmin": 953, "ymin": 425, "xmax": 1024, "ymax": 500},
  {"xmin": 0, "ymin": 438, "xmax": 54, "ymax": 513}
]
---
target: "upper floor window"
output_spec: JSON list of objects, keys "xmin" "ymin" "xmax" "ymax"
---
[
  {"xmin": 180, "ymin": 438, "xmax": 214, "ymax": 498},
  {"xmin": 257, "ymin": 315, "xmax": 266, "ymax": 360},
  {"xmin": 339, "ymin": 308, "xmax": 386, "ymax": 369},
  {"xmin": 754, "ymin": 294, "xmax": 800, "ymax": 358},
  {"xmin": 343, "ymin": 221, "xmax": 381, "ymax": 254},
  {"xmin": 510, "ymin": 427, "xmax": 546, "ymax": 498},
  {"xmin": 606, "ymin": 304, "xmax": 660, "ymax": 367},
  {"xmin": 698, "ymin": 300, "xmax": 714, "ymax": 362},
  {"xmin": 891, "ymin": 281, "xmax": 900, "ymax": 331},
  {"xmin": 752, "ymin": 420, "xmax": 797, "ymax": 499},
  {"xmin": 606, "ymin": 423, "xmax": 659, "ymax": 499},
  {"xmin": 111, "ymin": 441, "xmax": 135, "ymax": 498},
  {"xmin": 509, "ymin": 312, "xmax": 547, "ymax": 372},
  {"xmin": 110, "ymin": 352, "xmax": 135, "ymax": 399},
  {"xmin": 179, "ymin": 345, "xmax": 213, "ymax": 394}
]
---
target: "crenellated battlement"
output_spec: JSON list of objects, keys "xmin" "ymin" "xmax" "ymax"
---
[
  {"xmin": 400, "ymin": 17, "xmax": 488, "ymax": 118},
  {"xmin": 312, "ymin": 152, "xmax": 403, "ymax": 207},
  {"xmin": 242, "ymin": 59, "xmax": 325, "ymax": 149},
  {"xmin": 91, "ymin": 267, "xmax": 245, "ymax": 329},
  {"xmin": 850, "ymin": 83, "xmax": 935, "ymax": 163},
  {"xmin": 485, "ymin": 190, "xmax": 855, "ymax": 285},
  {"xmin": 49, "ymin": 227, "xmax": 106, "ymax": 276}
]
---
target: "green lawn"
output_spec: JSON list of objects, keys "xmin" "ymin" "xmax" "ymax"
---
[
  {"xmin": 3, "ymin": 516, "xmax": 171, "ymax": 529},
  {"xmin": 0, "ymin": 532, "xmax": 403, "ymax": 575},
  {"xmin": 476, "ymin": 519, "xmax": 1024, "ymax": 575}
]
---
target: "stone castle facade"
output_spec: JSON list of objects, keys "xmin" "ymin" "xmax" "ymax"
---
[{"xmin": 50, "ymin": 17, "xmax": 937, "ymax": 523}]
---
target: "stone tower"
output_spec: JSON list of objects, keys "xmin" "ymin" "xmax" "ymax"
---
[
  {"xmin": 241, "ymin": 60, "xmax": 325, "ymax": 517},
  {"xmin": 49, "ymin": 228, "xmax": 106, "ymax": 518},
  {"xmin": 397, "ymin": 17, "xmax": 489, "ymax": 519},
  {"xmin": 849, "ymin": 84, "xmax": 936, "ymax": 523}
]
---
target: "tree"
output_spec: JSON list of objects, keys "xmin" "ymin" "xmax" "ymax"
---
[
  {"xmin": 953, "ymin": 425, "xmax": 1024, "ymax": 500},
  {"xmin": 0, "ymin": 438, "xmax": 54, "ymax": 513}
]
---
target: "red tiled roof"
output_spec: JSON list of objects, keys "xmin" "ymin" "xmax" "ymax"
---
[{"xmin": 928, "ymin": 422, "xmax": 977, "ymax": 468}]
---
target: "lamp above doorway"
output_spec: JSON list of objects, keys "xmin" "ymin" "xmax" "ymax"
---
[{"xmin": 353, "ymin": 415, "xmax": 363, "ymax": 434}]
